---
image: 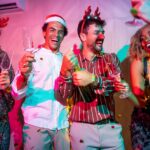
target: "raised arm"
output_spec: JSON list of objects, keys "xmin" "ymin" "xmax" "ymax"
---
[
  {"xmin": 130, "ymin": 59, "xmax": 145, "ymax": 107},
  {"xmin": 11, "ymin": 52, "xmax": 35, "ymax": 100}
]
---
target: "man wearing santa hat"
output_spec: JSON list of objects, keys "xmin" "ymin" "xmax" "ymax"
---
[{"xmin": 11, "ymin": 14, "xmax": 70, "ymax": 150}]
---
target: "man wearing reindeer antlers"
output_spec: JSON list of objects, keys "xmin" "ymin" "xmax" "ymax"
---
[{"xmin": 55, "ymin": 6, "xmax": 127, "ymax": 150}]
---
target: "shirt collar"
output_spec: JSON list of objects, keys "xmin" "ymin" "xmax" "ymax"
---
[{"xmin": 79, "ymin": 50, "xmax": 103, "ymax": 62}]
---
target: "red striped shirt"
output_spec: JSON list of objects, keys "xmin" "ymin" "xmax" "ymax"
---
[{"xmin": 57, "ymin": 52, "xmax": 121, "ymax": 123}]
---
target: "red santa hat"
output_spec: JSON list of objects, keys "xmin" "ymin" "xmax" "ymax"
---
[{"xmin": 45, "ymin": 14, "xmax": 67, "ymax": 27}]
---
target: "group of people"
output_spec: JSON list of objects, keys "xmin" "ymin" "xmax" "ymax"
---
[{"xmin": 0, "ymin": 5, "xmax": 150, "ymax": 150}]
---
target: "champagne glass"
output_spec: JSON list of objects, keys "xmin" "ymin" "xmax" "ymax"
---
[
  {"xmin": 22, "ymin": 28, "xmax": 34, "ymax": 52},
  {"xmin": 0, "ymin": 53, "xmax": 8, "ymax": 72},
  {"xmin": 22, "ymin": 28, "xmax": 38, "ymax": 75},
  {"xmin": 0, "ymin": 52, "xmax": 14, "ymax": 90},
  {"xmin": 119, "ymin": 81, "xmax": 131, "ymax": 99},
  {"xmin": 103, "ymin": 55, "xmax": 131, "ymax": 99},
  {"xmin": 0, "ymin": 51, "xmax": 14, "ymax": 72},
  {"xmin": 111, "ymin": 73, "xmax": 131, "ymax": 99}
]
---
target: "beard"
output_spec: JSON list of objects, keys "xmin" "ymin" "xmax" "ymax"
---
[{"xmin": 94, "ymin": 43, "xmax": 103, "ymax": 54}]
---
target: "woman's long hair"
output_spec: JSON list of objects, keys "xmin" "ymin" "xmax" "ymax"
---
[{"xmin": 129, "ymin": 24, "xmax": 150, "ymax": 61}]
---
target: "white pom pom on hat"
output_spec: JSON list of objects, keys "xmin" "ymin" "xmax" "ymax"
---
[{"xmin": 45, "ymin": 14, "xmax": 67, "ymax": 27}]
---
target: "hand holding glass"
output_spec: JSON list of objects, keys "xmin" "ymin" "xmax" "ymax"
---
[
  {"xmin": 111, "ymin": 73, "xmax": 131, "ymax": 99},
  {"xmin": 0, "ymin": 69, "xmax": 10, "ymax": 90}
]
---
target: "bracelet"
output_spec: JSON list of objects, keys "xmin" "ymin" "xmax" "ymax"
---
[{"xmin": 91, "ymin": 74, "xmax": 96, "ymax": 82}]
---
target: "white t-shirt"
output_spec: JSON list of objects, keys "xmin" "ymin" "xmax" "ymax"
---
[{"xmin": 12, "ymin": 47, "xmax": 69, "ymax": 130}]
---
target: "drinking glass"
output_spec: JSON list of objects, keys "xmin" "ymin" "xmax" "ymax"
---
[
  {"xmin": 109, "ymin": 73, "xmax": 131, "ymax": 99},
  {"xmin": 22, "ymin": 28, "xmax": 34, "ymax": 52},
  {"xmin": 0, "ymin": 52, "xmax": 14, "ymax": 90},
  {"xmin": 119, "ymin": 81, "xmax": 131, "ymax": 99},
  {"xmin": 0, "ymin": 51, "xmax": 14, "ymax": 72},
  {"xmin": 22, "ymin": 28, "xmax": 40, "ymax": 75}
]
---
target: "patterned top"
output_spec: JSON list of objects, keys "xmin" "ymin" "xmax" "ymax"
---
[
  {"xmin": 143, "ymin": 57, "xmax": 150, "ymax": 112},
  {"xmin": 0, "ymin": 49, "xmax": 14, "ymax": 120},
  {"xmin": 56, "ymin": 51, "xmax": 121, "ymax": 123}
]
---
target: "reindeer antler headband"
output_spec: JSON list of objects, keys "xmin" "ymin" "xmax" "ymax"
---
[{"xmin": 81, "ymin": 6, "xmax": 102, "ymax": 32}]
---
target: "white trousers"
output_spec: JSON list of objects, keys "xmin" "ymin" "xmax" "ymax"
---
[
  {"xmin": 70, "ymin": 122, "xmax": 125, "ymax": 150},
  {"xmin": 23, "ymin": 123, "xmax": 70, "ymax": 150}
]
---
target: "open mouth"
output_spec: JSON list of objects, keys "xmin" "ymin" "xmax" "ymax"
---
[
  {"xmin": 96, "ymin": 39, "xmax": 103, "ymax": 46},
  {"xmin": 146, "ymin": 43, "xmax": 150, "ymax": 49},
  {"xmin": 52, "ymin": 39, "xmax": 58, "ymax": 42},
  {"xmin": 51, "ymin": 39, "xmax": 59, "ymax": 44},
  {"xmin": 145, "ymin": 42, "xmax": 150, "ymax": 53}
]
